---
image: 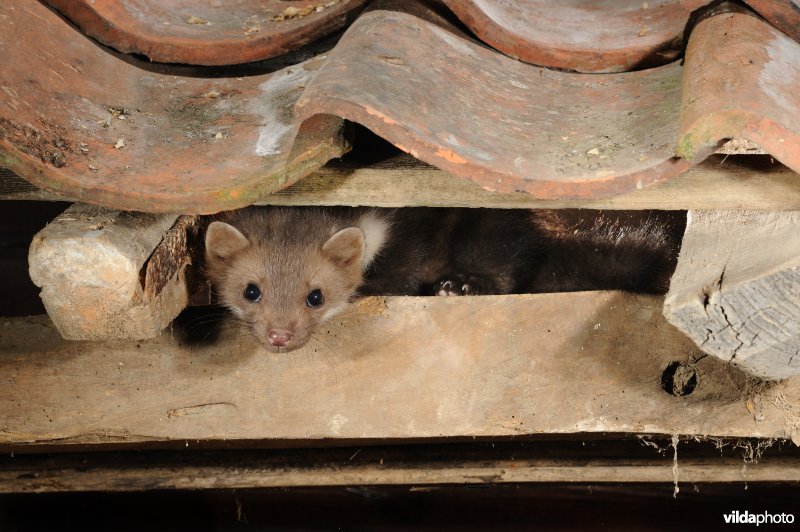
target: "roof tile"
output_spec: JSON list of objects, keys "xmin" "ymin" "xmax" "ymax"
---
[
  {"xmin": 296, "ymin": 9, "xmax": 691, "ymax": 198},
  {"xmin": 2, "ymin": 0, "xmax": 800, "ymax": 211},
  {"xmin": 744, "ymin": 0, "xmax": 800, "ymax": 43},
  {"xmin": 0, "ymin": 1, "xmax": 346, "ymax": 213},
  {"xmin": 44, "ymin": 0, "xmax": 369, "ymax": 65},
  {"xmin": 682, "ymin": 0, "xmax": 800, "ymax": 44},
  {"xmin": 442, "ymin": 0, "xmax": 689, "ymax": 73},
  {"xmin": 679, "ymin": 10, "xmax": 800, "ymax": 170}
]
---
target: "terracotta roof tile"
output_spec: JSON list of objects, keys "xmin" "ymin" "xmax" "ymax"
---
[
  {"xmin": 679, "ymin": 9, "xmax": 800, "ymax": 170},
  {"xmin": 0, "ymin": 1, "xmax": 346, "ymax": 213},
  {"xmin": 43, "ymin": 0, "xmax": 369, "ymax": 66},
  {"xmin": 682, "ymin": 0, "xmax": 800, "ymax": 43},
  {"xmin": 2, "ymin": 0, "xmax": 800, "ymax": 212},
  {"xmin": 744, "ymin": 0, "xmax": 800, "ymax": 42},
  {"xmin": 296, "ymin": 9, "xmax": 691, "ymax": 198},
  {"xmin": 442, "ymin": 0, "xmax": 689, "ymax": 73},
  {"xmin": 297, "ymin": 4, "xmax": 800, "ymax": 198}
]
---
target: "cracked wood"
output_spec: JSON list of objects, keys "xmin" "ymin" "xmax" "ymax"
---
[{"xmin": 664, "ymin": 210, "xmax": 800, "ymax": 380}]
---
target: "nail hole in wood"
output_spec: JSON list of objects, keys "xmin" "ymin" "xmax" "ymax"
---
[{"xmin": 661, "ymin": 361, "xmax": 698, "ymax": 396}]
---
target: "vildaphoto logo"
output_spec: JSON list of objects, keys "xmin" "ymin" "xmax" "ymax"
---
[{"xmin": 723, "ymin": 510, "xmax": 795, "ymax": 525}]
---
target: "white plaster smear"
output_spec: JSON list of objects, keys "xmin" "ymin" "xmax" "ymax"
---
[{"xmin": 252, "ymin": 67, "xmax": 312, "ymax": 157}]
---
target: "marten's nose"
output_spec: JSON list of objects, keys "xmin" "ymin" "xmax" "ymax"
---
[{"xmin": 268, "ymin": 329, "xmax": 293, "ymax": 348}]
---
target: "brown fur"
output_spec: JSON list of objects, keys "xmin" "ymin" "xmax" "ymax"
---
[{"xmin": 204, "ymin": 207, "xmax": 372, "ymax": 353}]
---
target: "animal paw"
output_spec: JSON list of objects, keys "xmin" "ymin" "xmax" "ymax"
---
[{"xmin": 435, "ymin": 277, "xmax": 480, "ymax": 296}]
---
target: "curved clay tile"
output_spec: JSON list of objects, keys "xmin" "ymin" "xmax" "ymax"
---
[
  {"xmin": 296, "ymin": 9, "xmax": 690, "ymax": 199},
  {"xmin": 744, "ymin": 0, "xmax": 800, "ymax": 43},
  {"xmin": 678, "ymin": 10, "xmax": 800, "ymax": 172},
  {"xmin": 0, "ymin": 2, "xmax": 346, "ymax": 214},
  {"xmin": 441, "ymin": 0, "xmax": 690, "ymax": 73},
  {"xmin": 44, "ymin": 0, "xmax": 368, "ymax": 65},
  {"xmin": 682, "ymin": 0, "xmax": 800, "ymax": 44}
]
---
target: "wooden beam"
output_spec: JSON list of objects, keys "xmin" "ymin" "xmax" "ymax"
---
[
  {"xmin": 2, "ymin": 293, "xmax": 799, "ymax": 447},
  {"xmin": 665, "ymin": 210, "xmax": 800, "ymax": 380},
  {"xmin": 265, "ymin": 154, "xmax": 800, "ymax": 210},
  {"xmin": 2, "ymin": 440, "xmax": 799, "ymax": 492},
  {"xmin": 27, "ymin": 204, "xmax": 201, "ymax": 341},
  {"xmin": 3, "ymin": 155, "xmax": 800, "ymax": 210}
]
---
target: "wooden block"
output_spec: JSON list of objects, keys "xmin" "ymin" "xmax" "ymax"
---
[
  {"xmin": 664, "ymin": 210, "xmax": 800, "ymax": 380},
  {"xmin": 27, "ymin": 203, "xmax": 199, "ymax": 341},
  {"xmin": 1, "ymin": 293, "xmax": 798, "ymax": 447}
]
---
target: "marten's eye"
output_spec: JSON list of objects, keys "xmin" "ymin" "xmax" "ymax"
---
[
  {"xmin": 243, "ymin": 283, "xmax": 261, "ymax": 302},
  {"xmin": 306, "ymin": 289, "xmax": 324, "ymax": 308}
]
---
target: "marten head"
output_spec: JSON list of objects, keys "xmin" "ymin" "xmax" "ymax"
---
[{"xmin": 204, "ymin": 208, "xmax": 388, "ymax": 352}]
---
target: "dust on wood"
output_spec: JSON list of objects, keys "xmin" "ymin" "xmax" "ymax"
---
[
  {"xmin": 2, "ymin": 438, "xmax": 799, "ymax": 493},
  {"xmin": 1, "ymin": 293, "xmax": 798, "ymax": 447}
]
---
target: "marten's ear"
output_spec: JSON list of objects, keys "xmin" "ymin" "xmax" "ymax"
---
[
  {"xmin": 205, "ymin": 221, "xmax": 250, "ymax": 263},
  {"xmin": 322, "ymin": 227, "xmax": 365, "ymax": 268},
  {"xmin": 358, "ymin": 211, "xmax": 391, "ymax": 268}
]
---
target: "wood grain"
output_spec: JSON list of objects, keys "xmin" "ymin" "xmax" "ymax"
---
[
  {"xmin": 665, "ymin": 210, "xmax": 800, "ymax": 380},
  {"xmin": 3, "ymin": 441, "xmax": 799, "ymax": 492},
  {"xmin": 2, "ymin": 293, "xmax": 798, "ymax": 447}
]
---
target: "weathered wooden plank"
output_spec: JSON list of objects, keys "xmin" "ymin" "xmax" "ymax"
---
[
  {"xmin": 266, "ymin": 154, "xmax": 799, "ymax": 210},
  {"xmin": 2, "ymin": 441, "xmax": 799, "ymax": 493},
  {"xmin": 4, "ymin": 155, "xmax": 800, "ymax": 210},
  {"xmin": 27, "ymin": 204, "xmax": 199, "ymax": 341},
  {"xmin": 2, "ymin": 293, "xmax": 798, "ymax": 446},
  {"xmin": 664, "ymin": 210, "xmax": 800, "ymax": 380}
]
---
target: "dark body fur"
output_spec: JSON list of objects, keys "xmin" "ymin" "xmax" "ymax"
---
[
  {"xmin": 360, "ymin": 208, "xmax": 685, "ymax": 296},
  {"xmin": 525, "ymin": 210, "xmax": 686, "ymax": 294},
  {"xmin": 359, "ymin": 208, "xmax": 548, "ymax": 295}
]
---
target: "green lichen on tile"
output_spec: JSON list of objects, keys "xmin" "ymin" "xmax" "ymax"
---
[
  {"xmin": 212, "ymin": 188, "xmax": 248, "ymax": 204},
  {"xmin": 0, "ymin": 151, "xmax": 21, "ymax": 169},
  {"xmin": 677, "ymin": 131, "xmax": 721, "ymax": 162},
  {"xmin": 679, "ymin": 112, "xmax": 752, "ymax": 161},
  {"xmin": 676, "ymin": 132, "xmax": 700, "ymax": 161}
]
